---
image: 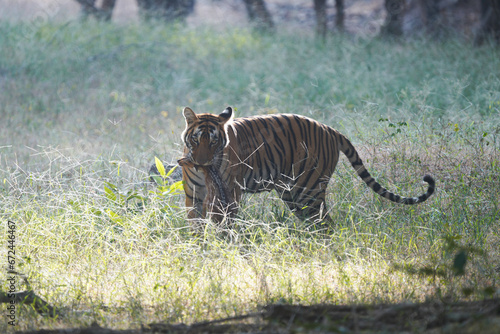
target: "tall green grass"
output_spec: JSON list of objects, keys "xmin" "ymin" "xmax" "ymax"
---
[{"xmin": 0, "ymin": 21, "xmax": 499, "ymax": 331}]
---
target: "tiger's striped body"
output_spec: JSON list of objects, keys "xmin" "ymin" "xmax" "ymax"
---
[{"xmin": 179, "ymin": 107, "xmax": 435, "ymax": 224}]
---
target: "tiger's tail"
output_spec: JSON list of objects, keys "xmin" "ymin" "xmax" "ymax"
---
[{"xmin": 339, "ymin": 133, "xmax": 435, "ymax": 204}]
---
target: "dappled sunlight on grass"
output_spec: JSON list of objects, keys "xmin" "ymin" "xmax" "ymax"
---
[{"xmin": 0, "ymin": 21, "xmax": 499, "ymax": 331}]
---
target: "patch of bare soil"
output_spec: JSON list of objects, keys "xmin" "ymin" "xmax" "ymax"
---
[{"xmin": 15, "ymin": 298, "xmax": 500, "ymax": 334}]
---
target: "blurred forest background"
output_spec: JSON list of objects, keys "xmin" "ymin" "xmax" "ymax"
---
[{"xmin": 2, "ymin": 0, "xmax": 499, "ymax": 43}]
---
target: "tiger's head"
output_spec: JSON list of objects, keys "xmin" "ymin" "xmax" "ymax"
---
[{"xmin": 179, "ymin": 106, "xmax": 233, "ymax": 167}]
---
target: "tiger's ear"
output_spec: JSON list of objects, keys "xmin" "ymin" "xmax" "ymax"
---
[
  {"xmin": 219, "ymin": 107, "xmax": 233, "ymax": 124},
  {"xmin": 183, "ymin": 107, "xmax": 197, "ymax": 124}
]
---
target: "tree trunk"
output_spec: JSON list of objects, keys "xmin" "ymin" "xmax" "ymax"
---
[
  {"xmin": 101, "ymin": 0, "xmax": 116, "ymax": 21},
  {"xmin": 314, "ymin": 0, "xmax": 344, "ymax": 38},
  {"xmin": 76, "ymin": 0, "xmax": 116, "ymax": 21},
  {"xmin": 335, "ymin": 0, "xmax": 344, "ymax": 31},
  {"xmin": 242, "ymin": 0, "xmax": 274, "ymax": 32},
  {"xmin": 136, "ymin": 0, "xmax": 195, "ymax": 21},
  {"xmin": 475, "ymin": 0, "xmax": 500, "ymax": 45},
  {"xmin": 420, "ymin": 0, "xmax": 440, "ymax": 38},
  {"xmin": 380, "ymin": 0, "xmax": 405, "ymax": 37},
  {"xmin": 314, "ymin": 0, "xmax": 327, "ymax": 38},
  {"xmin": 77, "ymin": 0, "xmax": 97, "ymax": 18}
]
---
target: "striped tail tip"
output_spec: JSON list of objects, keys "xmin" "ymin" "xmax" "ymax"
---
[
  {"xmin": 421, "ymin": 174, "xmax": 435, "ymax": 199},
  {"xmin": 402, "ymin": 174, "xmax": 435, "ymax": 204},
  {"xmin": 423, "ymin": 174, "xmax": 435, "ymax": 187}
]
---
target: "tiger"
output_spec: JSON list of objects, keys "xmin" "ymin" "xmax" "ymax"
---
[{"xmin": 178, "ymin": 106, "xmax": 435, "ymax": 225}]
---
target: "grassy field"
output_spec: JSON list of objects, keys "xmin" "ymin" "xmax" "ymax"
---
[{"xmin": 0, "ymin": 20, "xmax": 499, "ymax": 331}]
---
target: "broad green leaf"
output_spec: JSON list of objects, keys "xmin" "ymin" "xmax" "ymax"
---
[
  {"xmin": 155, "ymin": 157, "xmax": 166, "ymax": 177},
  {"xmin": 170, "ymin": 180, "xmax": 185, "ymax": 193},
  {"xmin": 166, "ymin": 164, "xmax": 179, "ymax": 178},
  {"xmin": 151, "ymin": 175, "xmax": 164, "ymax": 186},
  {"xmin": 106, "ymin": 209, "xmax": 123, "ymax": 223},
  {"xmin": 104, "ymin": 185, "xmax": 117, "ymax": 202},
  {"xmin": 126, "ymin": 193, "xmax": 145, "ymax": 202}
]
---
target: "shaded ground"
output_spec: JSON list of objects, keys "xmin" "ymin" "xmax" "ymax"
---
[{"xmin": 14, "ymin": 298, "xmax": 500, "ymax": 333}]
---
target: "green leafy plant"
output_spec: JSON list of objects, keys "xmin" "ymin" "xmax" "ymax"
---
[
  {"xmin": 150, "ymin": 157, "xmax": 184, "ymax": 196},
  {"xmin": 378, "ymin": 118, "xmax": 408, "ymax": 137}
]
